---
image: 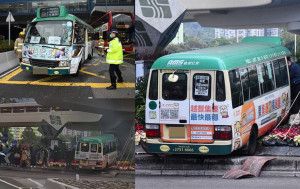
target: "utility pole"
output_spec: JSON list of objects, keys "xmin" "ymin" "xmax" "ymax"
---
[{"xmin": 295, "ymin": 34, "xmax": 297, "ymax": 55}]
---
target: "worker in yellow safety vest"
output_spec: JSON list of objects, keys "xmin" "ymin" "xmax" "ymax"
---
[
  {"xmin": 106, "ymin": 29, "xmax": 124, "ymax": 90},
  {"xmin": 14, "ymin": 32, "xmax": 24, "ymax": 63},
  {"xmin": 98, "ymin": 36, "xmax": 105, "ymax": 57}
]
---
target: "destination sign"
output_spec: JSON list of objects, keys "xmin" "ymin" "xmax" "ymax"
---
[{"xmin": 40, "ymin": 7, "xmax": 60, "ymax": 18}]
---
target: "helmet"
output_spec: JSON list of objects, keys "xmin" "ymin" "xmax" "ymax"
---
[
  {"xmin": 99, "ymin": 36, "xmax": 103, "ymax": 39},
  {"xmin": 19, "ymin": 32, "xmax": 25, "ymax": 36},
  {"xmin": 111, "ymin": 29, "xmax": 118, "ymax": 34}
]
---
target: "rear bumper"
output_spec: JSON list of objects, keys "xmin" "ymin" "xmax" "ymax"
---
[
  {"xmin": 72, "ymin": 164, "xmax": 103, "ymax": 170},
  {"xmin": 20, "ymin": 62, "xmax": 70, "ymax": 75},
  {"xmin": 144, "ymin": 138, "xmax": 232, "ymax": 155}
]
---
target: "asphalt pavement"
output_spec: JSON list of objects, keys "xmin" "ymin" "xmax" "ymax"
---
[
  {"xmin": 0, "ymin": 168, "xmax": 134, "ymax": 189},
  {"xmin": 0, "ymin": 52, "xmax": 135, "ymax": 98},
  {"xmin": 135, "ymin": 175, "xmax": 300, "ymax": 189}
]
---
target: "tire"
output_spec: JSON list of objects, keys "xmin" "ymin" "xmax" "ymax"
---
[
  {"xmin": 245, "ymin": 127, "xmax": 258, "ymax": 155},
  {"xmin": 88, "ymin": 49, "xmax": 93, "ymax": 60}
]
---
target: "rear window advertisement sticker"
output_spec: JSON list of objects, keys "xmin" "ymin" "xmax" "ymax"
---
[{"xmin": 195, "ymin": 75, "xmax": 209, "ymax": 96}]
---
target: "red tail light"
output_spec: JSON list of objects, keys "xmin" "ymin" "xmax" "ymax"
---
[
  {"xmin": 214, "ymin": 126, "xmax": 232, "ymax": 140},
  {"xmin": 145, "ymin": 124, "xmax": 160, "ymax": 137},
  {"xmin": 97, "ymin": 162, "xmax": 103, "ymax": 166},
  {"xmin": 73, "ymin": 160, "xmax": 77, "ymax": 164},
  {"xmin": 146, "ymin": 130, "xmax": 160, "ymax": 137}
]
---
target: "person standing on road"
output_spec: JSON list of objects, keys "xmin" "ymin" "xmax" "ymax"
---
[
  {"xmin": 106, "ymin": 29, "xmax": 124, "ymax": 90},
  {"xmin": 14, "ymin": 32, "xmax": 24, "ymax": 63},
  {"xmin": 98, "ymin": 35, "xmax": 105, "ymax": 57},
  {"xmin": 288, "ymin": 56, "xmax": 300, "ymax": 114}
]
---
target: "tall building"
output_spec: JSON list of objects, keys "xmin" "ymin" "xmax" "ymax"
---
[
  {"xmin": 171, "ymin": 23, "xmax": 184, "ymax": 45},
  {"xmin": 9, "ymin": 127, "xmax": 42, "ymax": 141},
  {"xmin": 61, "ymin": 127, "xmax": 91, "ymax": 138},
  {"xmin": 215, "ymin": 28, "xmax": 281, "ymax": 39}
]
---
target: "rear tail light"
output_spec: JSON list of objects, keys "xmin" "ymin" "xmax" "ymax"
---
[
  {"xmin": 146, "ymin": 124, "xmax": 160, "ymax": 137},
  {"xmin": 73, "ymin": 160, "xmax": 78, "ymax": 164},
  {"xmin": 214, "ymin": 126, "xmax": 232, "ymax": 140},
  {"xmin": 97, "ymin": 162, "xmax": 103, "ymax": 166}
]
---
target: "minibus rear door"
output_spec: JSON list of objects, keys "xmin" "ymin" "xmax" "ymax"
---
[{"xmin": 189, "ymin": 70, "xmax": 215, "ymax": 143}]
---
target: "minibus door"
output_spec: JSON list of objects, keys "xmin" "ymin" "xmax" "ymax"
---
[
  {"xmin": 189, "ymin": 70, "xmax": 215, "ymax": 143},
  {"xmin": 159, "ymin": 70, "xmax": 190, "ymax": 125}
]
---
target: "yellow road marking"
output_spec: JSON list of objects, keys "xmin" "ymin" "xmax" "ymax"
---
[
  {"xmin": 0, "ymin": 80, "xmax": 135, "ymax": 88},
  {"xmin": 124, "ymin": 58, "xmax": 135, "ymax": 60},
  {"xmin": 0, "ymin": 64, "xmax": 134, "ymax": 88},
  {"xmin": 0, "ymin": 68, "xmax": 23, "ymax": 81},
  {"xmin": 34, "ymin": 75, "xmax": 62, "ymax": 82},
  {"xmin": 123, "ymin": 54, "xmax": 132, "ymax": 57},
  {"xmin": 80, "ymin": 69, "xmax": 108, "ymax": 79}
]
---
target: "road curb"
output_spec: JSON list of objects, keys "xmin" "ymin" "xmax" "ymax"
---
[{"xmin": 135, "ymin": 155, "xmax": 300, "ymax": 177}]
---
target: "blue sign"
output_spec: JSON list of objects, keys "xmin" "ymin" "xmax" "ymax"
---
[
  {"xmin": 12, "ymin": 140, "xmax": 17, "ymax": 147},
  {"xmin": 2, "ymin": 134, "xmax": 8, "ymax": 143}
]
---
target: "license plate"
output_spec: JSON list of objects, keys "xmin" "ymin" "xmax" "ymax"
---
[
  {"xmin": 33, "ymin": 67, "xmax": 48, "ymax": 75},
  {"xmin": 80, "ymin": 160, "xmax": 88, "ymax": 165},
  {"xmin": 169, "ymin": 127, "xmax": 185, "ymax": 138}
]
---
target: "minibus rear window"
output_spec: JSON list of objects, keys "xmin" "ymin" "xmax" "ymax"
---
[
  {"xmin": 162, "ymin": 73, "xmax": 187, "ymax": 100},
  {"xmin": 193, "ymin": 73, "xmax": 211, "ymax": 101},
  {"xmin": 91, "ymin": 144, "xmax": 97, "ymax": 153},
  {"xmin": 80, "ymin": 142, "xmax": 89, "ymax": 152}
]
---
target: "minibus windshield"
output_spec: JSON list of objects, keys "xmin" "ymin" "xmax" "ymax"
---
[{"xmin": 25, "ymin": 20, "xmax": 72, "ymax": 46}]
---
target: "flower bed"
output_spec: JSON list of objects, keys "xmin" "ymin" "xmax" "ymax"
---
[{"xmin": 261, "ymin": 125, "xmax": 300, "ymax": 147}]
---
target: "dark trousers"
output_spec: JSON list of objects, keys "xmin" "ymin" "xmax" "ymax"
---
[
  {"xmin": 291, "ymin": 83, "xmax": 300, "ymax": 114},
  {"xmin": 109, "ymin": 64, "xmax": 122, "ymax": 85}
]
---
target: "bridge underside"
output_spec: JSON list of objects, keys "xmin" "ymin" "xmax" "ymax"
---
[{"xmin": 181, "ymin": 0, "xmax": 300, "ymax": 34}]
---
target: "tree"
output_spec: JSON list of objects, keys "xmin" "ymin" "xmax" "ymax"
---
[
  {"xmin": 209, "ymin": 36, "xmax": 233, "ymax": 47},
  {"xmin": 135, "ymin": 75, "xmax": 149, "ymax": 125},
  {"xmin": 21, "ymin": 127, "xmax": 40, "ymax": 147}
]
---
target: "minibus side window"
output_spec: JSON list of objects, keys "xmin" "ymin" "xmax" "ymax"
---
[
  {"xmin": 273, "ymin": 59, "xmax": 284, "ymax": 88},
  {"xmin": 149, "ymin": 70, "xmax": 158, "ymax": 100},
  {"xmin": 279, "ymin": 58, "xmax": 289, "ymax": 86},
  {"xmin": 248, "ymin": 65, "xmax": 260, "ymax": 99},
  {"xmin": 193, "ymin": 73, "xmax": 211, "ymax": 101},
  {"xmin": 98, "ymin": 144, "xmax": 102, "ymax": 153},
  {"xmin": 240, "ymin": 68, "xmax": 250, "ymax": 102},
  {"xmin": 91, "ymin": 144, "xmax": 97, "ymax": 153},
  {"xmin": 162, "ymin": 73, "xmax": 187, "ymax": 100},
  {"xmin": 262, "ymin": 62, "xmax": 275, "ymax": 93},
  {"xmin": 229, "ymin": 69, "xmax": 243, "ymax": 108},
  {"xmin": 216, "ymin": 71, "xmax": 225, "ymax": 101},
  {"xmin": 103, "ymin": 143, "xmax": 109, "ymax": 155}
]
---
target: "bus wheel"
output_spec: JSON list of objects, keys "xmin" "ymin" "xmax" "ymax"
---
[
  {"xmin": 245, "ymin": 127, "xmax": 258, "ymax": 155},
  {"xmin": 88, "ymin": 50, "xmax": 93, "ymax": 60},
  {"xmin": 72, "ymin": 61, "xmax": 82, "ymax": 77}
]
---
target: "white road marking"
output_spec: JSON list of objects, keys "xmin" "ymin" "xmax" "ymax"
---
[
  {"xmin": 27, "ymin": 178, "xmax": 43, "ymax": 187},
  {"xmin": 0, "ymin": 66, "xmax": 20, "ymax": 79},
  {"xmin": 0, "ymin": 178, "xmax": 22, "ymax": 189}
]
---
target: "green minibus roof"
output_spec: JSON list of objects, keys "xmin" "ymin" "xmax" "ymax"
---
[
  {"xmin": 152, "ymin": 37, "xmax": 291, "ymax": 71},
  {"xmin": 33, "ymin": 6, "xmax": 93, "ymax": 30},
  {"xmin": 78, "ymin": 134, "xmax": 115, "ymax": 143}
]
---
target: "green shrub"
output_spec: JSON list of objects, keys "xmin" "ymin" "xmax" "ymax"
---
[{"xmin": 0, "ymin": 40, "xmax": 14, "ymax": 53}]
